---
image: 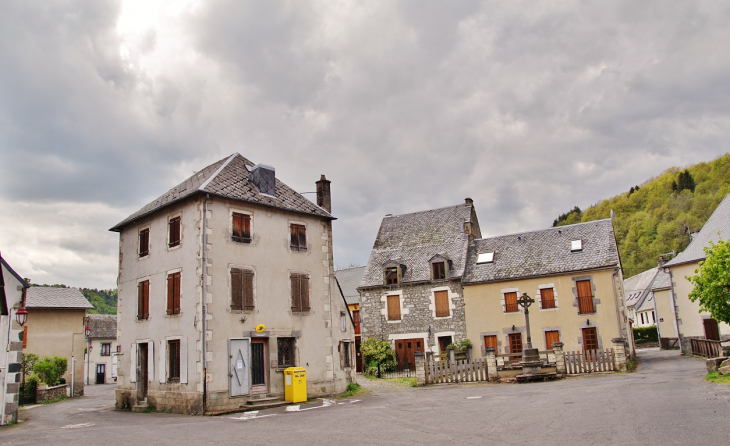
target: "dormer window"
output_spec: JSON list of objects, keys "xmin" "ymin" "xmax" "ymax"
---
[
  {"xmin": 432, "ymin": 262, "xmax": 446, "ymax": 280},
  {"xmin": 477, "ymin": 252, "xmax": 494, "ymax": 264},
  {"xmin": 571, "ymin": 240, "xmax": 583, "ymax": 252},
  {"xmin": 385, "ymin": 267, "xmax": 399, "ymax": 285}
]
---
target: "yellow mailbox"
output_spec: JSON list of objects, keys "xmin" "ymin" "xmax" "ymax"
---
[{"xmin": 284, "ymin": 367, "xmax": 307, "ymax": 403}]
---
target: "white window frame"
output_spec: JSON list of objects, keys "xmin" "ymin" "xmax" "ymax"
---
[
  {"xmin": 230, "ymin": 208, "xmax": 253, "ymax": 245},
  {"xmin": 536, "ymin": 283, "xmax": 559, "ymax": 311},
  {"xmin": 138, "ymin": 224, "xmax": 151, "ymax": 260},
  {"xmin": 381, "ymin": 290, "xmax": 407, "ymax": 323},
  {"xmin": 500, "ymin": 287, "xmax": 521, "ymax": 314},
  {"xmin": 167, "ymin": 212, "xmax": 183, "ymax": 252},
  {"xmin": 429, "ymin": 286, "xmax": 456, "ymax": 319}
]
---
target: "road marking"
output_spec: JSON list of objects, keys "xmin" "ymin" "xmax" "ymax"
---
[
  {"xmin": 286, "ymin": 405, "xmax": 300, "ymax": 412},
  {"xmin": 466, "ymin": 396, "xmax": 483, "ymax": 399},
  {"xmin": 62, "ymin": 422, "xmax": 95, "ymax": 429}
]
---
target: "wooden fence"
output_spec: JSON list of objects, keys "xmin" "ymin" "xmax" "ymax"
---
[
  {"xmin": 564, "ymin": 349, "xmax": 615, "ymax": 374},
  {"xmin": 426, "ymin": 358, "xmax": 489, "ymax": 384},
  {"xmin": 496, "ymin": 351, "xmax": 554, "ymax": 367},
  {"xmin": 690, "ymin": 338, "xmax": 722, "ymax": 358}
]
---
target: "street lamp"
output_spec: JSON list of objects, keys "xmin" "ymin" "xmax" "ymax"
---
[
  {"xmin": 15, "ymin": 306, "xmax": 28, "ymax": 327},
  {"xmin": 85, "ymin": 324, "xmax": 91, "ymax": 385}
]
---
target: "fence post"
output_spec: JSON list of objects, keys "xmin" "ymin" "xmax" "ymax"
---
[
  {"xmin": 485, "ymin": 347, "xmax": 498, "ymax": 381},
  {"xmin": 552, "ymin": 342, "xmax": 566, "ymax": 375},
  {"xmin": 448, "ymin": 347, "xmax": 455, "ymax": 363},
  {"xmin": 612, "ymin": 338, "xmax": 628, "ymax": 371},
  {"xmin": 414, "ymin": 352, "xmax": 426, "ymax": 386}
]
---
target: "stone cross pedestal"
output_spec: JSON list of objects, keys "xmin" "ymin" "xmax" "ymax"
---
[{"xmin": 517, "ymin": 292, "xmax": 543, "ymax": 377}]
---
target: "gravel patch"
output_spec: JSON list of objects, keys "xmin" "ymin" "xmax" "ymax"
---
[{"xmin": 354, "ymin": 374, "xmax": 414, "ymax": 392}]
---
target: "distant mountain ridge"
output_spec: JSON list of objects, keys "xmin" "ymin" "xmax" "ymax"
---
[
  {"xmin": 30, "ymin": 283, "xmax": 117, "ymax": 314},
  {"xmin": 553, "ymin": 154, "xmax": 730, "ymax": 278}
]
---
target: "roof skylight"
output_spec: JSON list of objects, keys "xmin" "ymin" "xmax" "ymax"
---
[
  {"xmin": 571, "ymin": 239, "xmax": 583, "ymax": 251},
  {"xmin": 477, "ymin": 252, "xmax": 494, "ymax": 264}
]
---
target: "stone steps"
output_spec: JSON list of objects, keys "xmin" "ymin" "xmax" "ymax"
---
[{"xmin": 132, "ymin": 398, "xmax": 148, "ymax": 413}]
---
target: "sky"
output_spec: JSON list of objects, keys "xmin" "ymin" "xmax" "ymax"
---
[{"xmin": 1, "ymin": 1, "xmax": 729, "ymax": 290}]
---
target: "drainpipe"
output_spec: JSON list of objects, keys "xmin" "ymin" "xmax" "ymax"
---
[
  {"xmin": 202, "ymin": 195, "xmax": 209, "ymax": 413},
  {"xmin": 1, "ymin": 310, "xmax": 11, "ymax": 425},
  {"xmin": 665, "ymin": 268, "xmax": 683, "ymax": 353},
  {"xmin": 611, "ymin": 269, "xmax": 623, "ymax": 338}
]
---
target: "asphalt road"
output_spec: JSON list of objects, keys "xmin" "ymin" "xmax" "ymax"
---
[{"xmin": 2, "ymin": 349, "xmax": 729, "ymax": 445}]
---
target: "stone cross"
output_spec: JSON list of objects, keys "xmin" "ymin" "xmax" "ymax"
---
[{"xmin": 517, "ymin": 292, "xmax": 536, "ymax": 349}]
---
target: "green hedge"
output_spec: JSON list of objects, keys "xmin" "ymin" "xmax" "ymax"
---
[{"xmin": 633, "ymin": 326, "xmax": 659, "ymax": 343}]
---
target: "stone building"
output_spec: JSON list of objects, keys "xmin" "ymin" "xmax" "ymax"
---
[
  {"xmin": 358, "ymin": 200, "xmax": 481, "ymax": 369},
  {"xmin": 1, "ymin": 254, "xmax": 28, "ymax": 425},
  {"xmin": 85, "ymin": 315, "xmax": 118, "ymax": 385},
  {"xmin": 110, "ymin": 153, "xmax": 353, "ymax": 414},
  {"xmin": 335, "ymin": 266, "xmax": 365, "ymax": 372}
]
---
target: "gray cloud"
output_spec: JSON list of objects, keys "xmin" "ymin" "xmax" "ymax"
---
[{"xmin": 1, "ymin": 0, "xmax": 729, "ymax": 288}]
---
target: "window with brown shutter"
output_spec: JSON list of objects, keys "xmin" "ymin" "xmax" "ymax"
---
[
  {"xmin": 545, "ymin": 330, "xmax": 560, "ymax": 350},
  {"xmin": 139, "ymin": 228, "xmax": 149, "ymax": 257},
  {"xmin": 540, "ymin": 288, "xmax": 556, "ymax": 309},
  {"xmin": 483, "ymin": 335, "xmax": 497, "ymax": 351},
  {"xmin": 167, "ymin": 272, "xmax": 181, "ymax": 315},
  {"xmin": 387, "ymin": 295, "xmax": 401, "ymax": 321},
  {"xmin": 138, "ymin": 280, "xmax": 150, "ymax": 320},
  {"xmin": 504, "ymin": 292, "xmax": 518, "ymax": 313},
  {"xmin": 432, "ymin": 262, "xmax": 445, "ymax": 280},
  {"xmin": 232, "ymin": 213, "xmax": 251, "ymax": 243},
  {"xmin": 290, "ymin": 273, "xmax": 310, "ymax": 312},
  {"xmin": 231, "ymin": 268, "xmax": 255, "ymax": 311},
  {"xmin": 168, "ymin": 340, "xmax": 181, "ymax": 382},
  {"xmin": 434, "ymin": 290, "xmax": 450, "ymax": 317},
  {"xmin": 168, "ymin": 216, "xmax": 181, "ymax": 247},
  {"xmin": 576, "ymin": 280, "xmax": 594, "ymax": 314},
  {"xmin": 290, "ymin": 224, "xmax": 307, "ymax": 252}
]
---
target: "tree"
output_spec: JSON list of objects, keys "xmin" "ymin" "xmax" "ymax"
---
[
  {"xmin": 360, "ymin": 338, "xmax": 396, "ymax": 377},
  {"xmin": 21, "ymin": 353, "xmax": 39, "ymax": 378},
  {"xmin": 33, "ymin": 356, "xmax": 68, "ymax": 386},
  {"xmin": 687, "ymin": 239, "xmax": 730, "ymax": 324}
]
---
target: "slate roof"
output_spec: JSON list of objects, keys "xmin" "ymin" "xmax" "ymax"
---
[
  {"xmin": 624, "ymin": 267, "xmax": 660, "ymax": 310},
  {"xmin": 25, "ymin": 287, "xmax": 93, "ymax": 310},
  {"xmin": 111, "ymin": 153, "xmax": 334, "ymax": 231},
  {"xmin": 1, "ymin": 254, "xmax": 29, "ymax": 316},
  {"xmin": 335, "ymin": 266, "xmax": 366, "ymax": 305},
  {"xmin": 664, "ymin": 193, "xmax": 730, "ymax": 267},
  {"xmin": 463, "ymin": 219, "xmax": 620, "ymax": 284},
  {"xmin": 87, "ymin": 314, "xmax": 117, "ymax": 339},
  {"xmin": 650, "ymin": 270, "xmax": 672, "ymax": 290},
  {"xmin": 360, "ymin": 203, "xmax": 477, "ymax": 288}
]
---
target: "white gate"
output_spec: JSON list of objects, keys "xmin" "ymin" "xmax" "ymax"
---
[{"xmin": 229, "ymin": 338, "xmax": 251, "ymax": 397}]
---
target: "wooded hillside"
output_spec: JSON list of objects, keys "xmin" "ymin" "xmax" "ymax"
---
[{"xmin": 553, "ymin": 154, "xmax": 730, "ymax": 278}]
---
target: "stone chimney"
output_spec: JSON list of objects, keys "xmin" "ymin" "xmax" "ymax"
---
[
  {"xmin": 465, "ymin": 198, "xmax": 473, "ymax": 206},
  {"xmin": 316, "ymin": 174, "xmax": 331, "ymax": 213},
  {"xmin": 657, "ymin": 256, "xmax": 667, "ymax": 267},
  {"xmin": 250, "ymin": 164, "xmax": 276, "ymax": 196}
]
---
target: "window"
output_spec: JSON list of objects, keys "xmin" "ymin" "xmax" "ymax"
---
[
  {"xmin": 571, "ymin": 239, "xmax": 582, "ymax": 251},
  {"xmin": 434, "ymin": 290, "xmax": 450, "ymax": 317},
  {"xmin": 509, "ymin": 333, "xmax": 523, "ymax": 360},
  {"xmin": 230, "ymin": 268, "xmax": 254, "ymax": 311},
  {"xmin": 504, "ymin": 292, "xmax": 519, "ymax": 313},
  {"xmin": 640, "ymin": 313, "xmax": 645, "ymax": 324},
  {"xmin": 582, "ymin": 327, "xmax": 598, "ymax": 352},
  {"xmin": 168, "ymin": 216, "xmax": 181, "ymax": 247},
  {"xmin": 353, "ymin": 310, "xmax": 361, "ymax": 335},
  {"xmin": 432, "ymin": 262, "xmax": 445, "ymax": 280},
  {"xmin": 387, "ymin": 295, "xmax": 401, "ymax": 321},
  {"xmin": 341, "ymin": 341, "xmax": 351, "ymax": 368},
  {"xmin": 438, "ymin": 336, "xmax": 453, "ymax": 354},
  {"xmin": 576, "ymin": 280, "xmax": 594, "ymax": 314},
  {"xmin": 385, "ymin": 267, "xmax": 398, "ymax": 285},
  {"xmin": 540, "ymin": 288, "xmax": 556, "ymax": 309},
  {"xmin": 139, "ymin": 228, "xmax": 149, "ymax": 257},
  {"xmin": 138, "ymin": 280, "xmax": 150, "ymax": 320},
  {"xmin": 167, "ymin": 272, "xmax": 181, "ymax": 315},
  {"xmin": 168, "ymin": 340, "xmax": 181, "ymax": 382},
  {"xmin": 290, "ymin": 273, "xmax": 310, "ymax": 312},
  {"xmin": 483, "ymin": 335, "xmax": 498, "ymax": 352},
  {"xmin": 101, "ymin": 342, "xmax": 111, "ymax": 356},
  {"xmin": 476, "ymin": 252, "xmax": 494, "ymax": 264},
  {"xmin": 232, "ymin": 212, "xmax": 251, "ymax": 243},
  {"xmin": 545, "ymin": 331, "xmax": 560, "ymax": 350},
  {"xmin": 277, "ymin": 338, "xmax": 295, "ymax": 368},
  {"xmin": 290, "ymin": 224, "xmax": 306, "ymax": 252},
  {"xmin": 340, "ymin": 312, "xmax": 347, "ymax": 332},
  {"xmin": 652, "ymin": 311, "xmax": 656, "ymax": 323}
]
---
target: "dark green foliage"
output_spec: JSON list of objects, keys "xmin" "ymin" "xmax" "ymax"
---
[
  {"xmin": 21, "ymin": 353, "xmax": 39, "ymax": 378},
  {"xmin": 553, "ymin": 206, "xmax": 582, "ymax": 227},
  {"xmin": 23, "ymin": 374, "xmax": 39, "ymax": 403},
  {"xmin": 633, "ymin": 326, "xmax": 659, "ymax": 343},
  {"xmin": 361, "ymin": 339, "xmax": 397, "ymax": 377},
  {"xmin": 687, "ymin": 239, "xmax": 730, "ymax": 324},
  {"xmin": 553, "ymin": 154, "xmax": 730, "ymax": 277},
  {"xmin": 33, "ymin": 356, "xmax": 68, "ymax": 386}
]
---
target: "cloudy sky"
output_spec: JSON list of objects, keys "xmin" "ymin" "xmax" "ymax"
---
[{"xmin": 1, "ymin": 1, "xmax": 729, "ymax": 289}]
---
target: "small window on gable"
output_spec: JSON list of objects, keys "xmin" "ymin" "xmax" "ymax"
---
[
  {"xmin": 290, "ymin": 224, "xmax": 307, "ymax": 252},
  {"xmin": 477, "ymin": 252, "xmax": 494, "ymax": 264},
  {"xmin": 232, "ymin": 213, "xmax": 251, "ymax": 244},
  {"xmin": 385, "ymin": 267, "xmax": 399, "ymax": 285},
  {"xmin": 139, "ymin": 228, "xmax": 149, "ymax": 257},
  {"xmin": 571, "ymin": 239, "xmax": 582, "ymax": 252},
  {"xmin": 432, "ymin": 262, "xmax": 446, "ymax": 280},
  {"xmin": 169, "ymin": 216, "xmax": 181, "ymax": 248}
]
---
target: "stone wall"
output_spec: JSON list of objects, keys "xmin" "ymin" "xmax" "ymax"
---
[
  {"xmin": 37, "ymin": 384, "xmax": 67, "ymax": 403},
  {"xmin": 361, "ymin": 280, "xmax": 467, "ymax": 349}
]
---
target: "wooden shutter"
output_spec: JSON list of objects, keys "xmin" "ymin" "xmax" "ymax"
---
[
  {"xmin": 22, "ymin": 326, "xmax": 28, "ymax": 348},
  {"xmin": 143, "ymin": 281, "xmax": 150, "ymax": 319},
  {"xmin": 158, "ymin": 340, "xmax": 166, "ymax": 383},
  {"xmin": 434, "ymin": 290, "xmax": 449, "ymax": 317},
  {"xmin": 243, "ymin": 270, "xmax": 254, "ymax": 310},
  {"xmin": 180, "ymin": 338, "xmax": 188, "ymax": 384},
  {"xmin": 291, "ymin": 274, "xmax": 301, "ymax": 311},
  {"xmin": 232, "ymin": 213, "xmax": 243, "ymax": 242},
  {"xmin": 290, "ymin": 225, "xmax": 298, "ymax": 250},
  {"xmin": 130, "ymin": 343, "xmax": 137, "ymax": 383},
  {"xmin": 169, "ymin": 217, "xmax": 181, "ymax": 247},
  {"xmin": 300, "ymin": 275, "xmax": 310, "ymax": 311},
  {"xmin": 173, "ymin": 272, "xmax": 181, "ymax": 314},
  {"xmin": 147, "ymin": 340, "xmax": 154, "ymax": 383},
  {"xmin": 231, "ymin": 268, "xmax": 243, "ymax": 310},
  {"xmin": 576, "ymin": 280, "xmax": 594, "ymax": 314},
  {"xmin": 167, "ymin": 274, "xmax": 174, "ymax": 314},
  {"xmin": 704, "ymin": 319, "xmax": 720, "ymax": 341},
  {"xmin": 545, "ymin": 331, "xmax": 560, "ymax": 350},
  {"xmin": 298, "ymin": 225, "xmax": 306, "ymax": 251},
  {"xmin": 540, "ymin": 288, "xmax": 555, "ymax": 309},
  {"xmin": 505, "ymin": 292, "xmax": 518, "ymax": 312},
  {"xmin": 387, "ymin": 295, "xmax": 401, "ymax": 321},
  {"xmin": 484, "ymin": 335, "xmax": 497, "ymax": 350},
  {"xmin": 139, "ymin": 228, "xmax": 149, "ymax": 257}
]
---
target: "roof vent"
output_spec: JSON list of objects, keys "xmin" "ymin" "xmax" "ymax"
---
[
  {"xmin": 250, "ymin": 164, "xmax": 276, "ymax": 196},
  {"xmin": 571, "ymin": 239, "xmax": 583, "ymax": 252},
  {"xmin": 477, "ymin": 252, "xmax": 494, "ymax": 264}
]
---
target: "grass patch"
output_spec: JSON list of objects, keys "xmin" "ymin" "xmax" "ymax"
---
[
  {"xmin": 705, "ymin": 371, "xmax": 730, "ymax": 385},
  {"xmin": 39, "ymin": 395, "xmax": 66, "ymax": 405},
  {"xmin": 340, "ymin": 382, "xmax": 369, "ymax": 398},
  {"xmin": 387, "ymin": 377, "xmax": 418, "ymax": 387}
]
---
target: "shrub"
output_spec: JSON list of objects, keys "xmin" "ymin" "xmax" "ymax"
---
[
  {"xmin": 23, "ymin": 374, "xmax": 40, "ymax": 403},
  {"xmin": 447, "ymin": 339, "xmax": 473, "ymax": 350},
  {"xmin": 633, "ymin": 326, "xmax": 659, "ymax": 343},
  {"xmin": 360, "ymin": 339, "xmax": 397, "ymax": 377},
  {"xmin": 33, "ymin": 356, "xmax": 68, "ymax": 386}
]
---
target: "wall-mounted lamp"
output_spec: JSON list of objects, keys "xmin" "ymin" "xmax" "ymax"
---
[
  {"xmin": 512, "ymin": 325, "xmax": 516, "ymax": 332},
  {"xmin": 586, "ymin": 319, "xmax": 590, "ymax": 326},
  {"xmin": 15, "ymin": 306, "xmax": 28, "ymax": 327}
]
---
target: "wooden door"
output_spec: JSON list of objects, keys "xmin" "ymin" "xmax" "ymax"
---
[
  {"xmin": 582, "ymin": 327, "xmax": 598, "ymax": 352},
  {"xmin": 96, "ymin": 364, "xmax": 106, "ymax": 384},
  {"xmin": 508, "ymin": 333, "xmax": 523, "ymax": 361},
  {"xmin": 250, "ymin": 339, "xmax": 268, "ymax": 393},
  {"xmin": 545, "ymin": 331, "xmax": 560, "ymax": 350},
  {"xmin": 229, "ymin": 338, "xmax": 251, "ymax": 397},
  {"xmin": 355, "ymin": 339, "xmax": 363, "ymax": 373},
  {"xmin": 395, "ymin": 338, "xmax": 424, "ymax": 370},
  {"xmin": 704, "ymin": 319, "xmax": 720, "ymax": 341}
]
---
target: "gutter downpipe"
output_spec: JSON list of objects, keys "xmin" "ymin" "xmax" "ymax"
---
[
  {"xmin": 1, "ymin": 309, "xmax": 11, "ymax": 425},
  {"xmin": 611, "ymin": 269, "xmax": 623, "ymax": 338},
  {"xmin": 202, "ymin": 195, "xmax": 209, "ymax": 414},
  {"xmin": 665, "ymin": 268, "xmax": 683, "ymax": 353}
]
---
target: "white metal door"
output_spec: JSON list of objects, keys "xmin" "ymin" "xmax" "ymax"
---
[{"xmin": 229, "ymin": 338, "xmax": 251, "ymax": 397}]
